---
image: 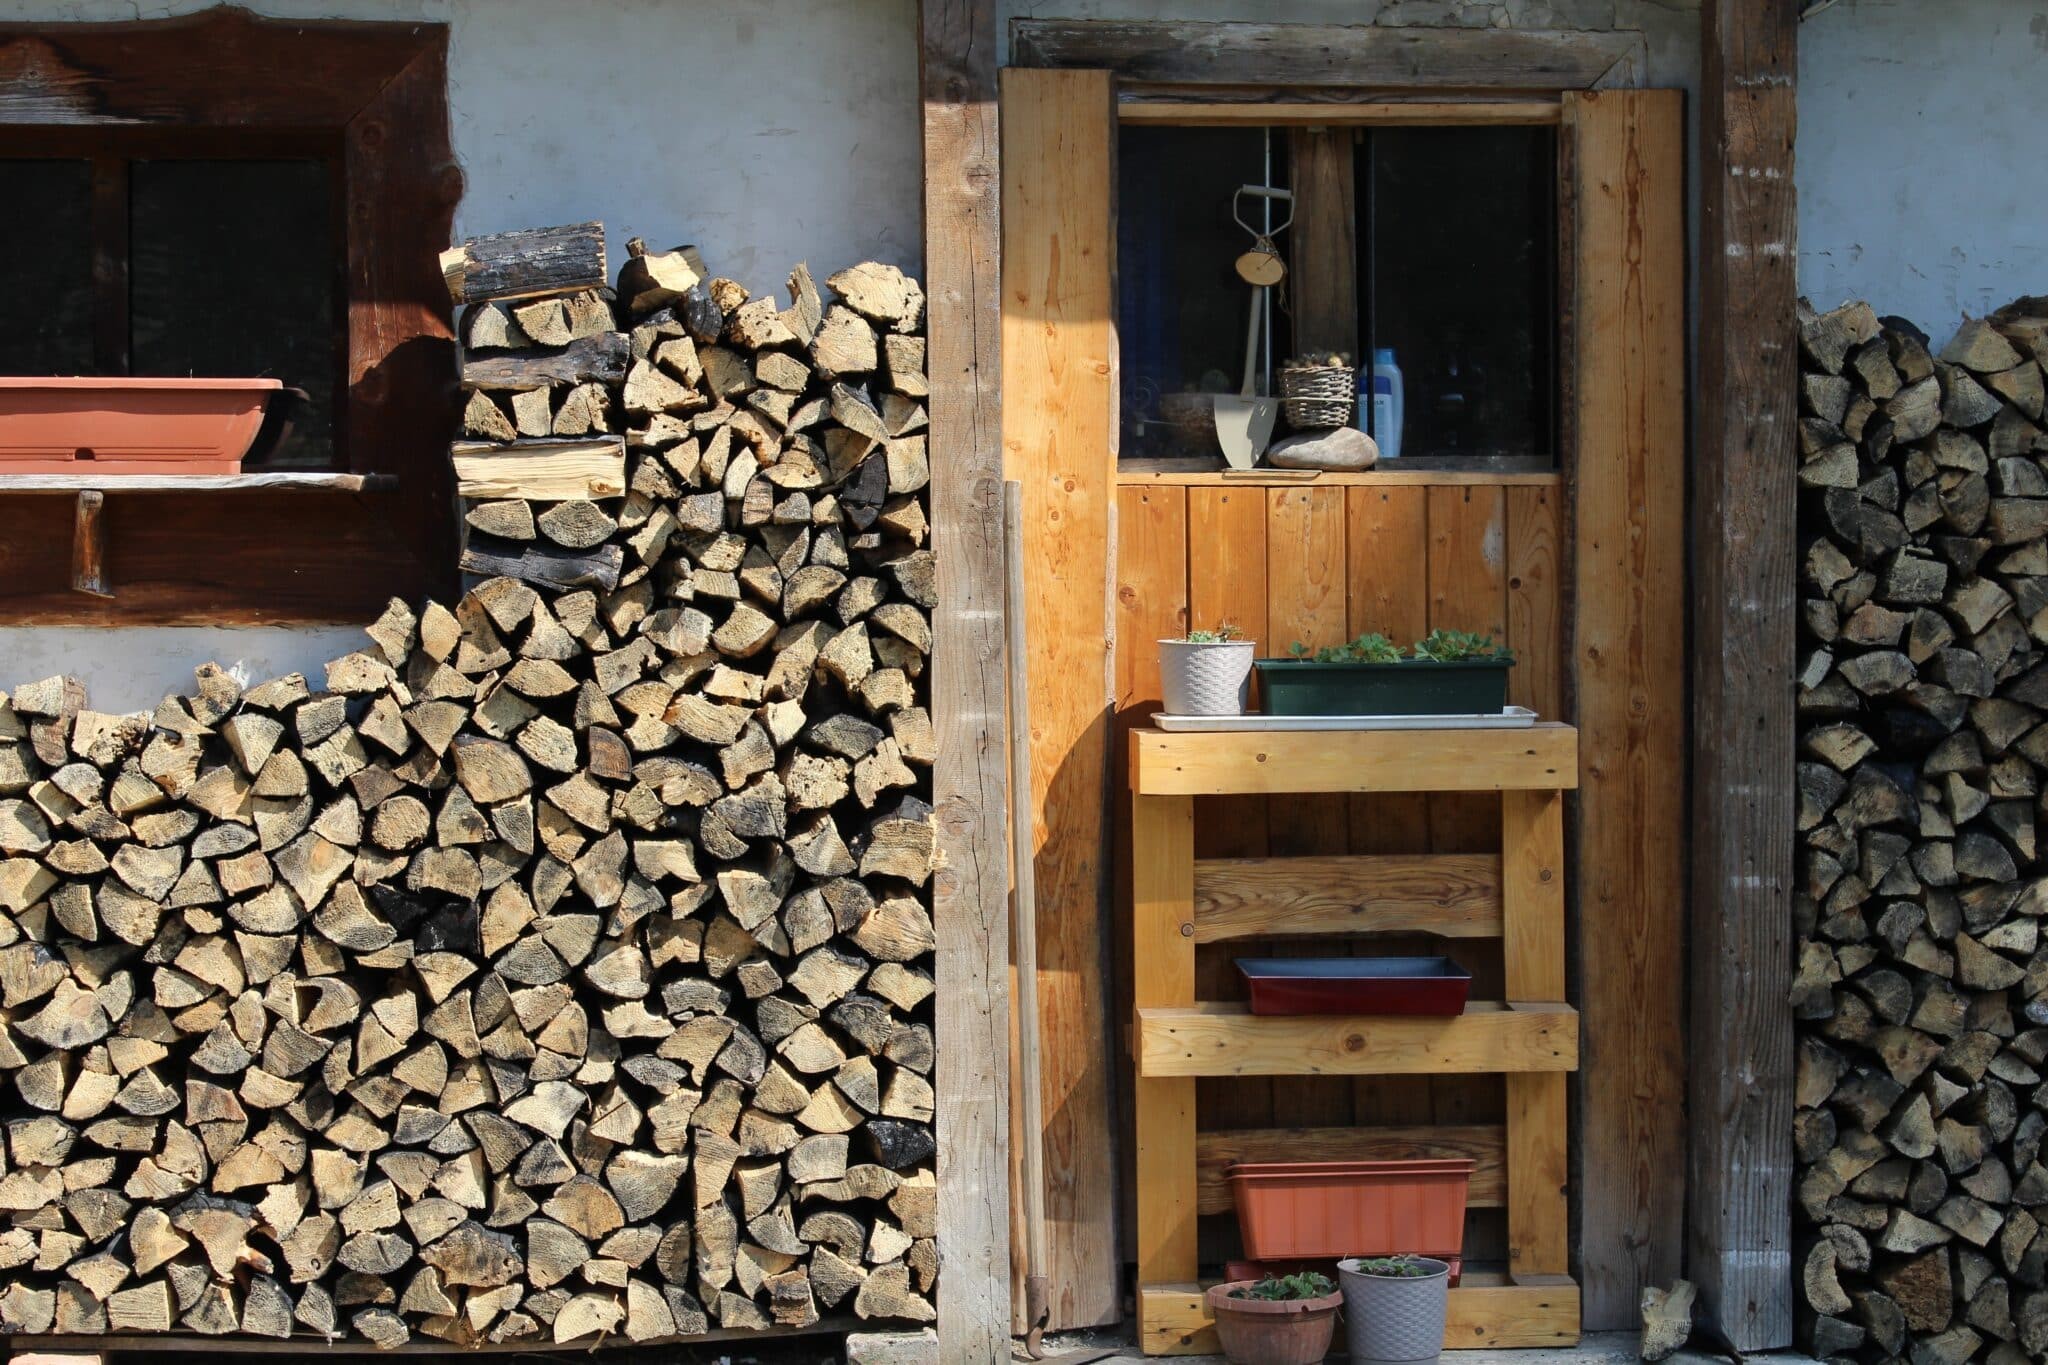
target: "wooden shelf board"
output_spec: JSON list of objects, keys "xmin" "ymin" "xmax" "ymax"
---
[
  {"xmin": 0, "ymin": 471, "xmax": 397, "ymax": 494},
  {"xmin": 1131, "ymin": 723, "xmax": 1579, "ymax": 796},
  {"xmin": 1139, "ymin": 1274, "xmax": 1581, "ymax": 1355},
  {"xmin": 1195, "ymin": 1123, "xmax": 1505, "ymax": 1216},
  {"xmin": 1137, "ymin": 1001, "xmax": 1578, "ymax": 1078},
  {"xmin": 1117, "ymin": 99, "xmax": 1564, "ymax": 128},
  {"xmin": 1117, "ymin": 468, "xmax": 1561, "ymax": 487},
  {"xmin": 1193, "ymin": 852, "xmax": 1502, "ymax": 941}
]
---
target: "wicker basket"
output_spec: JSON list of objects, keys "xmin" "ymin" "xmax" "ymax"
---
[{"xmin": 1279, "ymin": 366, "xmax": 1356, "ymax": 429}]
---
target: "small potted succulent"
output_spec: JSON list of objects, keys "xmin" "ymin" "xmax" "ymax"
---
[
  {"xmin": 1254, "ymin": 629, "xmax": 1516, "ymax": 718},
  {"xmin": 1205, "ymin": 1271, "xmax": 1343, "ymax": 1365},
  {"xmin": 1159, "ymin": 624, "xmax": 1257, "ymax": 717},
  {"xmin": 1338, "ymin": 1255, "xmax": 1451, "ymax": 1365}
]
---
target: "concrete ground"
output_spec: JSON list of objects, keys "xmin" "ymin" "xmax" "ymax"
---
[{"xmin": 1018, "ymin": 1329, "xmax": 1825, "ymax": 1364}]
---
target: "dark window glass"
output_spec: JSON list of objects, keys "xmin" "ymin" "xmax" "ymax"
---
[
  {"xmin": 0, "ymin": 159, "xmax": 94, "ymax": 375},
  {"xmin": 1363, "ymin": 126, "xmax": 1557, "ymax": 465},
  {"xmin": 1117, "ymin": 125, "xmax": 1293, "ymax": 463},
  {"xmin": 131, "ymin": 159, "xmax": 339, "ymax": 467}
]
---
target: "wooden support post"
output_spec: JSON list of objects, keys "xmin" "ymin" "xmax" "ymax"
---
[
  {"xmin": 70, "ymin": 490, "xmax": 111, "ymax": 598},
  {"xmin": 1690, "ymin": 0, "xmax": 1798, "ymax": 1351},
  {"xmin": 1565, "ymin": 88, "xmax": 1689, "ymax": 1331},
  {"xmin": 1502, "ymin": 790, "xmax": 1568, "ymax": 1280},
  {"xmin": 1287, "ymin": 126, "xmax": 1358, "ymax": 361},
  {"xmin": 919, "ymin": 0, "xmax": 1013, "ymax": 1358},
  {"xmin": 1131, "ymin": 791, "xmax": 1197, "ymax": 1287}
]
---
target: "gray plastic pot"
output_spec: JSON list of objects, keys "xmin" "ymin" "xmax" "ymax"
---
[
  {"xmin": 1338, "ymin": 1257, "xmax": 1451, "ymax": 1365},
  {"xmin": 1159, "ymin": 639, "xmax": 1256, "ymax": 716}
]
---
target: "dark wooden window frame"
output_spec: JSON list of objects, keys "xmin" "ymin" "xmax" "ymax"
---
[{"xmin": 0, "ymin": 7, "xmax": 461, "ymax": 623}]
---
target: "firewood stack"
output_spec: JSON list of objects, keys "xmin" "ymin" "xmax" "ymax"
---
[
  {"xmin": 0, "ymin": 223, "xmax": 938, "ymax": 1347},
  {"xmin": 1796, "ymin": 297, "xmax": 2048, "ymax": 1363}
]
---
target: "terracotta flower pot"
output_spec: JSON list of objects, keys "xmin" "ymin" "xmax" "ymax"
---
[
  {"xmin": 0, "ymin": 377, "xmax": 282, "ymax": 475},
  {"xmin": 1227, "ymin": 1158, "xmax": 1474, "ymax": 1262},
  {"xmin": 1204, "ymin": 1280, "xmax": 1341, "ymax": 1365}
]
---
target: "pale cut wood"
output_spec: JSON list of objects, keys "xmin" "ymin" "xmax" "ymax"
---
[
  {"xmin": 451, "ymin": 439, "xmax": 627, "ymax": 501},
  {"xmin": 1130, "ymin": 792, "xmax": 1197, "ymax": 1290},
  {"xmin": 1131, "ymin": 724, "xmax": 1580, "ymax": 796},
  {"xmin": 1010, "ymin": 19, "xmax": 1645, "ymax": 90},
  {"xmin": 1569, "ymin": 88, "xmax": 1693, "ymax": 1335},
  {"xmin": 925, "ymin": 0, "xmax": 1014, "ymax": 1353},
  {"xmin": 1194, "ymin": 1124, "xmax": 1505, "ymax": 1216},
  {"xmin": 1136, "ymin": 1002, "xmax": 1579, "ymax": 1078},
  {"xmin": 999, "ymin": 64, "xmax": 1118, "ymax": 1334},
  {"xmin": 1192, "ymin": 853, "xmax": 1502, "ymax": 941}
]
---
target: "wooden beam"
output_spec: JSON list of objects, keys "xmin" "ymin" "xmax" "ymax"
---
[
  {"xmin": 1131, "ymin": 724, "xmax": 1580, "ymax": 797},
  {"xmin": 70, "ymin": 491, "xmax": 110, "ymax": 598},
  {"xmin": 919, "ymin": 0, "xmax": 1013, "ymax": 1358},
  {"xmin": 1118, "ymin": 101, "xmax": 1562, "ymax": 127},
  {"xmin": 1137, "ymin": 1002, "xmax": 1579, "ymax": 1078},
  {"xmin": 1287, "ymin": 126, "xmax": 1357, "ymax": 361},
  {"xmin": 1193, "ymin": 853, "xmax": 1502, "ymax": 940},
  {"xmin": 1010, "ymin": 20, "xmax": 1644, "ymax": 90},
  {"xmin": 1565, "ymin": 88, "xmax": 1689, "ymax": 1333},
  {"xmin": 1000, "ymin": 64, "xmax": 1123, "ymax": 1334},
  {"xmin": 1690, "ymin": 0, "xmax": 1798, "ymax": 1351}
]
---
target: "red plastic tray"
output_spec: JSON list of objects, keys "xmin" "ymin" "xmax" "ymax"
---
[{"xmin": 1235, "ymin": 956, "xmax": 1471, "ymax": 1016}]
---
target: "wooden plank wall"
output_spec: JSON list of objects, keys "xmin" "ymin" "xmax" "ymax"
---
[
  {"xmin": 921, "ymin": 0, "xmax": 1013, "ymax": 1354},
  {"xmin": 1113, "ymin": 475, "xmax": 1563, "ymax": 1259},
  {"xmin": 999, "ymin": 65, "xmax": 1124, "ymax": 1333},
  {"xmin": 1690, "ymin": 0, "xmax": 1799, "ymax": 1347},
  {"xmin": 1565, "ymin": 89, "xmax": 1689, "ymax": 1330}
]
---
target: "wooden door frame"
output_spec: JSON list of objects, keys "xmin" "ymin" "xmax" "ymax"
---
[{"xmin": 996, "ymin": 18, "xmax": 1691, "ymax": 1338}]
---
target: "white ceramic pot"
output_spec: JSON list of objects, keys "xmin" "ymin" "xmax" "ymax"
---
[{"xmin": 1159, "ymin": 639, "xmax": 1256, "ymax": 716}]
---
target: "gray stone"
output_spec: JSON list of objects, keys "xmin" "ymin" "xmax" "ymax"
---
[{"xmin": 1265, "ymin": 425, "xmax": 1378, "ymax": 471}]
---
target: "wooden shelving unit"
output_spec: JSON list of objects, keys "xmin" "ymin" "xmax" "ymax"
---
[{"xmin": 1128, "ymin": 723, "xmax": 1582, "ymax": 1355}]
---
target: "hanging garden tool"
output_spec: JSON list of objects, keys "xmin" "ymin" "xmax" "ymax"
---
[{"xmin": 1212, "ymin": 184, "xmax": 1293, "ymax": 469}]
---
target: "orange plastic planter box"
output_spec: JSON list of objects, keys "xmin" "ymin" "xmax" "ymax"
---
[
  {"xmin": 1226, "ymin": 1158, "xmax": 1475, "ymax": 1262},
  {"xmin": 0, "ymin": 377, "xmax": 281, "ymax": 475}
]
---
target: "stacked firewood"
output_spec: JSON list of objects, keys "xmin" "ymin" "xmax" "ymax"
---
[
  {"xmin": 0, "ymin": 223, "xmax": 937, "ymax": 1346},
  {"xmin": 1796, "ymin": 296, "xmax": 2048, "ymax": 1363}
]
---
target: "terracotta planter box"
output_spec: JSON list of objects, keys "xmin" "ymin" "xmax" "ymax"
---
[
  {"xmin": 1204, "ymin": 1280, "xmax": 1342, "ymax": 1365},
  {"xmin": 1227, "ymin": 1158, "xmax": 1474, "ymax": 1262},
  {"xmin": 0, "ymin": 377, "xmax": 282, "ymax": 475}
]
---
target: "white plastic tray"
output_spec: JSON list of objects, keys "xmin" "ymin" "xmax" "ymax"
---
[{"xmin": 1152, "ymin": 706, "xmax": 1538, "ymax": 732}]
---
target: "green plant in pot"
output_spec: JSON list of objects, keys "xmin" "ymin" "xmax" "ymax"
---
[
  {"xmin": 1337, "ymin": 1255, "xmax": 1452, "ymax": 1365},
  {"xmin": 1160, "ymin": 623, "xmax": 1257, "ymax": 717},
  {"xmin": 1204, "ymin": 1272, "xmax": 1342, "ymax": 1365},
  {"xmin": 1256, "ymin": 629, "xmax": 1517, "ymax": 718}
]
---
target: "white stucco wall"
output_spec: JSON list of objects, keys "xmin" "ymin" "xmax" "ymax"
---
[
  {"xmin": 1798, "ymin": 0, "xmax": 2048, "ymax": 342},
  {"xmin": 0, "ymin": 0, "xmax": 918, "ymax": 710}
]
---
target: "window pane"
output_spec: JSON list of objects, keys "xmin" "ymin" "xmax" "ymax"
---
[
  {"xmin": 1117, "ymin": 126, "xmax": 1292, "ymax": 463},
  {"xmin": 131, "ymin": 159, "xmax": 339, "ymax": 468},
  {"xmin": 1364, "ymin": 127, "xmax": 1557, "ymax": 465},
  {"xmin": 0, "ymin": 160, "xmax": 94, "ymax": 375}
]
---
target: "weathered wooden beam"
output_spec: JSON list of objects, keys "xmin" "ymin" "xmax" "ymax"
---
[
  {"xmin": 69, "ymin": 491, "xmax": 110, "ymax": 598},
  {"xmin": 1286, "ymin": 126, "xmax": 1357, "ymax": 362},
  {"xmin": 1010, "ymin": 19, "xmax": 1644, "ymax": 90},
  {"xmin": 438, "ymin": 221, "xmax": 605, "ymax": 306},
  {"xmin": 918, "ymin": 1, "xmax": 1013, "ymax": 1359},
  {"xmin": 1689, "ymin": 0, "xmax": 1797, "ymax": 1352}
]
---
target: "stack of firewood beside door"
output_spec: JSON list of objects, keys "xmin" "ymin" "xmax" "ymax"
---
[
  {"xmin": 1796, "ymin": 296, "xmax": 2048, "ymax": 1363},
  {"xmin": 0, "ymin": 222, "xmax": 938, "ymax": 1347}
]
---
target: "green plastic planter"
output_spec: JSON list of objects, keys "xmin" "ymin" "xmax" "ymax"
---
[{"xmin": 1253, "ymin": 658, "xmax": 1512, "ymax": 717}]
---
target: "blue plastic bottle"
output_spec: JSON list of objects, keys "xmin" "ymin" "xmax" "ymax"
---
[{"xmin": 1364, "ymin": 347, "xmax": 1404, "ymax": 460}]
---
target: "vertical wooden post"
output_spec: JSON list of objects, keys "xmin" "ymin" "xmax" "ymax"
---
[
  {"xmin": 1565, "ymin": 88, "xmax": 1688, "ymax": 1331},
  {"xmin": 1691, "ymin": 0, "xmax": 1798, "ymax": 1351},
  {"xmin": 1502, "ymin": 789, "xmax": 1568, "ymax": 1280},
  {"xmin": 1287, "ymin": 127, "xmax": 1358, "ymax": 360},
  {"xmin": 1130, "ymin": 790, "xmax": 1197, "ymax": 1287},
  {"xmin": 70, "ymin": 491, "xmax": 111, "ymax": 598},
  {"xmin": 919, "ymin": 1, "xmax": 1013, "ymax": 1358}
]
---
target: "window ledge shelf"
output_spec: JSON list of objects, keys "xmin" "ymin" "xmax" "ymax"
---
[{"xmin": 0, "ymin": 471, "xmax": 396, "ymax": 494}]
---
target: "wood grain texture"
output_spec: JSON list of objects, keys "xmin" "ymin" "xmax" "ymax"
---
[
  {"xmin": 1506, "ymin": 486, "xmax": 1564, "ymax": 721},
  {"xmin": 1000, "ymin": 64, "xmax": 1120, "ymax": 1333},
  {"xmin": 1119, "ymin": 101, "xmax": 1562, "ymax": 127},
  {"xmin": 1195, "ymin": 1124, "xmax": 1506, "ymax": 1216},
  {"xmin": 1287, "ymin": 126, "xmax": 1357, "ymax": 359},
  {"xmin": 70, "ymin": 490, "xmax": 109, "ymax": 598},
  {"xmin": 0, "ymin": 8, "xmax": 455, "ymax": 623},
  {"xmin": 1193, "ymin": 854, "xmax": 1502, "ymax": 940},
  {"xmin": 1427, "ymin": 486, "xmax": 1510, "ymax": 856},
  {"xmin": 1131, "ymin": 793, "xmax": 1198, "ymax": 1288},
  {"xmin": 451, "ymin": 438, "xmax": 627, "ymax": 500},
  {"xmin": 1567, "ymin": 88, "xmax": 1690, "ymax": 1334},
  {"xmin": 1137, "ymin": 1002, "xmax": 1579, "ymax": 1078},
  {"xmin": 924, "ymin": 0, "xmax": 1014, "ymax": 1352},
  {"xmin": 1139, "ymin": 1274, "xmax": 1579, "ymax": 1356},
  {"xmin": 1132, "ymin": 725, "xmax": 1580, "ymax": 797},
  {"xmin": 1690, "ymin": 5, "xmax": 1797, "ymax": 1349},
  {"xmin": 1011, "ymin": 20, "xmax": 1643, "ymax": 91},
  {"xmin": 1264, "ymin": 488, "xmax": 1349, "ymax": 862}
]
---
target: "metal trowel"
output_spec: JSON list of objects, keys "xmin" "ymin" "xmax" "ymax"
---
[{"xmin": 1213, "ymin": 184, "xmax": 1291, "ymax": 469}]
